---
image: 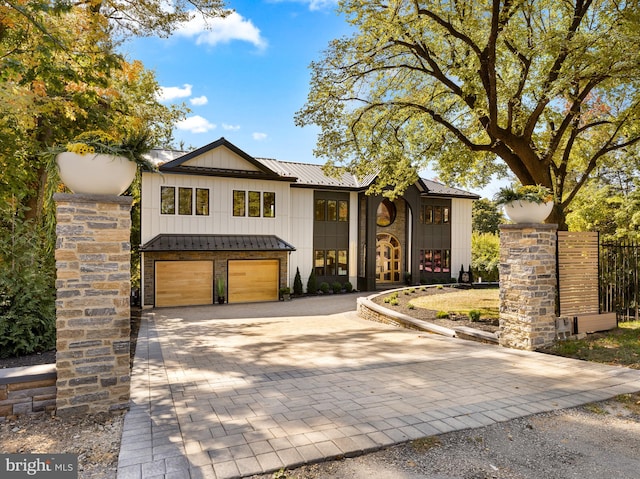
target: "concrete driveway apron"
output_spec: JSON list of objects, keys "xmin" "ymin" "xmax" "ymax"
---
[{"xmin": 117, "ymin": 295, "xmax": 640, "ymax": 479}]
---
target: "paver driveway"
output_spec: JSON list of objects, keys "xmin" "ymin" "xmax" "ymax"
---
[{"xmin": 117, "ymin": 295, "xmax": 640, "ymax": 479}]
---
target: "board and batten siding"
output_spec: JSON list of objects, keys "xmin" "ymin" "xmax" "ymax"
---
[
  {"xmin": 287, "ymin": 188, "xmax": 314, "ymax": 287},
  {"xmin": 141, "ymin": 172, "xmax": 292, "ymax": 245},
  {"xmin": 186, "ymin": 145, "xmax": 262, "ymax": 171},
  {"xmin": 450, "ymin": 197, "xmax": 473, "ymax": 275}
]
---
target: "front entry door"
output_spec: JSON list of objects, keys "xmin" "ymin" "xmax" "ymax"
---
[{"xmin": 376, "ymin": 233, "xmax": 401, "ymax": 282}]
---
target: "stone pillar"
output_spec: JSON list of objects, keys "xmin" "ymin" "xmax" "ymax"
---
[
  {"xmin": 54, "ymin": 193, "xmax": 132, "ymax": 416},
  {"xmin": 499, "ymin": 223, "xmax": 558, "ymax": 350}
]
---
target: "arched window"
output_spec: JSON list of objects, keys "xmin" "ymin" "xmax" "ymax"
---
[{"xmin": 376, "ymin": 199, "xmax": 397, "ymax": 227}]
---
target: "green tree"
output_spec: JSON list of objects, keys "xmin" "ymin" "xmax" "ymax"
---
[
  {"xmin": 293, "ymin": 267, "xmax": 304, "ymax": 296},
  {"xmin": 0, "ymin": 1, "xmax": 221, "ymax": 356},
  {"xmin": 471, "ymin": 232, "xmax": 500, "ymax": 282},
  {"xmin": 296, "ymin": 1, "xmax": 640, "ymax": 229},
  {"xmin": 473, "ymin": 198, "xmax": 503, "ymax": 234}
]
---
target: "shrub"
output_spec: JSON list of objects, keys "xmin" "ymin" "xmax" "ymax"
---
[
  {"xmin": 306, "ymin": 270, "xmax": 317, "ymax": 294},
  {"xmin": 436, "ymin": 311, "xmax": 449, "ymax": 319},
  {"xmin": 319, "ymin": 282, "xmax": 330, "ymax": 294},
  {"xmin": 344, "ymin": 281, "xmax": 353, "ymax": 293},
  {"xmin": 389, "ymin": 298, "xmax": 399, "ymax": 306},
  {"xmin": 332, "ymin": 281, "xmax": 343, "ymax": 294},
  {"xmin": 0, "ymin": 222, "xmax": 56, "ymax": 359},
  {"xmin": 407, "ymin": 303, "xmax": 415, "ymax": 310},
  {"xmin": 469, "ymin": 310, "xmax": 482, "ymax": 322},
  {"xmin": 293, "ymin": 267, "xmax": 304, "ymax": 296},
  {"xmin": 436, "ymin": 284, "xmax": 444, "ymax": 290},
  {"xmin": 384, "ymin": 297, "xmax": 391, "ymax": 303}
]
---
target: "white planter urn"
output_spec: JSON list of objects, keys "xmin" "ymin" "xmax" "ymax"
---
[
  {"xmin": 56, "ymin": 152, "xmax": 137, "ymax": 195},
  {"xmin": 503, "ymin": 200, "xmax": 553, "ymax": 224}
]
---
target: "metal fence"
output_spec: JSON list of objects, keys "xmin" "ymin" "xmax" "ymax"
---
[{"xmin": 600, "ymin": 241, "xmax": 640, "ymax": 322}]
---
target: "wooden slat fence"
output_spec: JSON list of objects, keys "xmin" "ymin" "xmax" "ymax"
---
[
  {"xmin": 557, "ymin": 231, "xmax": 600, "ymax": 316},
  {"xmin": 557, "ymin": 231, "xmax": 617, "ymax": 333}
]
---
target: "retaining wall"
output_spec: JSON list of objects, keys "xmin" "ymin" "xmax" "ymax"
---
[{"xmin": 0, "ymin": 364, "xmax": 56, "ymax": 421}]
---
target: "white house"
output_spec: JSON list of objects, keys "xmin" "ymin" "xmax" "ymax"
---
[{"xmin": 140, "ymin": 138, "xmax": 479, "ymax": 307}]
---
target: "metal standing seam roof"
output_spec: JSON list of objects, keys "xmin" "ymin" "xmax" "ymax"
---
[
  {"xmin": 140, "ymin": 234, "xmax": 296, "ymax": 252},
  {"xmin": 148, "ymin": 138, "xmax": 480, "ymax": 198}
]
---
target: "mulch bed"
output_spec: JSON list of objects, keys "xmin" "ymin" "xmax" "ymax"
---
[{"xmin": 371, "ymin": 286, "xmax": 500, "ymax": 334}]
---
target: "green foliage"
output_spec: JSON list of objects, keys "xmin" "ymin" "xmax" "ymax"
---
[
  {"xmin": 567, "ymin": 182, "xmax": 640, "ymax": 242},
  {"xmin": 0, "ymin": 218, "xmax": 56, "ymax": 358},
  {"xmin": 216, "ymin": 277, "xmax": 225, "ymax": 298},
  {"xmin": 306, "ymin": 270, "xmax": 317, "ymax": 295},
  {"xmin": 471, "ymin": 232, "xmax": 500, "ymax": 282},
  {"xmin": 407, "ymin": 303, "xmax": 415, "ymax": 310},
  {"xmin": 436, "ymin": 311, "xmax": 450, "ymax": 319},
  {"xmin": 293, "ymin": 267, "xmax": 304, "ymax": 296},
  {"xmin": 468, "ymin": 310, "xmax": 481, "ymax": 322},
  {"xmin": 344, "ymin": 281, "xmax": 353, "ymax": 293},
  {"xmin": 472, "ymin": 198, "xmax": 503, "ymax": 234},
  {"xmin": 331, "ymin": 281, "xmax": 342, "ymax": 294},
  {"xmin": 493, "ymin": 185, "xmax": 553, "ymax": 206},
  {"xmin": 389, "ymin": 298, "xmax": 399, "ymax": 306},
  {"xmin": 296, "ymin": 1, "xmax": 640, "ymax": 228},
  {"xmin": 319, "ymin": 282, "xmax": 330, "ymax": 294}
]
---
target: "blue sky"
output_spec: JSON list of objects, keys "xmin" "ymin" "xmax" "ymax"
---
[
  {"xmin": 121, "ymin": 0, "xmax": 500, "ymax": 198},
  {"xmin": 122, "ymin": 0, "xmax": 350, "ymax": 163}
]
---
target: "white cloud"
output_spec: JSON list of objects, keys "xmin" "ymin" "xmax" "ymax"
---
[
  {"xmin": 308, "ymin": 0, "xmax": 337, "ymax": 11},
  {"xmin": 158, "ymin": 84, "xmax": 193, "ymax": 101},
  {"xmin": 252, "ymin": 132, "xmax": 268, "ymax": 141},
  {"xmin": 176, "ymin": 11, "xmax": 267, "ymax": 50},
  {"xmin": 190, "ymin": 96, "xmax": 208, "ymax": 106},
  {"xmin": 177, "ymin": 115, "xmax": 216, "ymax": 134},
  {"xmin": 222, "ymin": 123, "xmax": 241, "ymax": 131},
  {"xmin": 269, "ymin": 0, "xmax": 337, "ymax": 11}
]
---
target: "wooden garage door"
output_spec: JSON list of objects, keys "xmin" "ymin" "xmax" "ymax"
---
[
  {"xmin": 155, "ymin": 261, "xmax": 213, "ymax": 307},
  {"xmin": 228, "ymin": 259, "xmax": 279, "ymax": 303}
]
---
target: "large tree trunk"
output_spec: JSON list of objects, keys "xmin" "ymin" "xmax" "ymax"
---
[{"xmin": 547, "ymin": 203, "xmax": 567, "ymax": 231}]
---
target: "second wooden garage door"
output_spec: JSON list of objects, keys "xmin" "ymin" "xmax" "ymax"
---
[
  {"xmin": 228, "ymin": 259, "xmax": 279, "ymax": 303},
  {"xmin": 155, "ymin": 261, "xmax": 213, "ymax": 307}
]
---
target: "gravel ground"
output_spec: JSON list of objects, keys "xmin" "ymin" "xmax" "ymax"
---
[{"xmin": 0, "ymin": 412, "xmax": 124, "ymax": 479}]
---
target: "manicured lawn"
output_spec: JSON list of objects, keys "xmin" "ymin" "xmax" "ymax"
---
[
  {"xmin": 409, "ymin": 287, "xmax": 500, "ymax": 319},
  {"xmin": 543, "ymin": 321, "xmax": 640, "ymax": 369},
  {"xmin": 405, "ymin": 287, "xmax": 640, "ymax": 370}
]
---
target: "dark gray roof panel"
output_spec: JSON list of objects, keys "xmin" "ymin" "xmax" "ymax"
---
[
  {"xmin": 257, "ymin": 158, "xmax": 374, "ymax": 189},
  {"xmin": 420, "ymin": 178, "xmax": 481, "ymax": 199},
  {"xmin": 141, "ymin": 234, "xmax": 296, "ymax": 252}
]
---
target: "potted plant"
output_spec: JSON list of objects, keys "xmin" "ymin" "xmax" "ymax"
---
[
  {"xmin": 47, "ymin": 130, "xmax": 157, "ymax": 195},
  {"xmin": 279, "ymin": 286, "xmax": 291, "ymax": 301},
  {"xmin": 493, "ymin": 184, "xmax": 553, "ymax": 223},
  {"xmin": 216, "ymin": 277, "xmax": 226, "ymax": 304}
]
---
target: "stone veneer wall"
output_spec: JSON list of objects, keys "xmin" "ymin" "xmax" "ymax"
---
[
  {"xmin": 499, "ymin": 223, "xmax": 558, "ymax": 350},
  {"xmin": 0, "ymin": 365, "xmax": 56, "ymax": 420},
  {"xmin": 54, "ymin": 193, "xmax": 132, "ymax": 416}
]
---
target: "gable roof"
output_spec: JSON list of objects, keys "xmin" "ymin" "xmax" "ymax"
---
[
  {"xmin": 152, "ymin": 138, "xmax": 479, "ymax": 199},
  {"xmin": 159, "ymin": 138, "xmax": 294, "ymax": 182}
]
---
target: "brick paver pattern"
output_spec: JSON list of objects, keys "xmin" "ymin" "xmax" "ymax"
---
[{"xmin": 117, "ymin": 305, "xmax": 640, "ymax": 479}]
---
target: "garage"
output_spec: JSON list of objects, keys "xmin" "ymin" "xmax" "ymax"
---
[
  {"xmin": 228, "ymin": 259, "xmax": 279, "ymax": 303},
  {"xmin": 155, "ymin": 260, "xmax": 213, "ymax": 307}
]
